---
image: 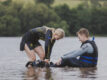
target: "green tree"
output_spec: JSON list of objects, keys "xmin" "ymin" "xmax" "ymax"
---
[
  {"xmin": 47, "ymin": 20, "xmax": 70, "ymax": 36},
  {"xmin": 90, "ymin": 0, "xmax": 101, "ymax": 8},
  {"xmin": 0, "ymin": 15, "xmax": 20, "ymax": 36},
  {"xmin": 1, "ymin": 0, "xmax": 12, "ymax": 6},
  {"xmin": 90, "ymin": 7, "xmax": 107, "ymax": 35},
  {"xmin": 54, "ymin": 4, "xmax": 73, "ymax": 35},
  {"xmin": 0, "ymin": 4, "xmax": 6, "ymax": 17},
  {"xmin": 19, "ymin": 3, "xmax": 60, "ymax": 34},
  {"xmin": 35, "ymin": 0, "xmax": 54, "ymax": 7}
]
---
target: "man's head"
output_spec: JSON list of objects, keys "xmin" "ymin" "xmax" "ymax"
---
[
  {"xmin": 77, "ymin": 28, "xmax": 89, "ymax": 43},
  {"xmin": 54, "ymin": 28, "xmax": 65, "ymax": 40}
]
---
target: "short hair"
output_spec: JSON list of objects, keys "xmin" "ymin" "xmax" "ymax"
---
[
  {"xmin": 55, "ymin": 28, "xmax": 65, "ymax": 38},
  {"xmin": 77, "ymin": 28, "xmax": 89, "ymax": 37}
]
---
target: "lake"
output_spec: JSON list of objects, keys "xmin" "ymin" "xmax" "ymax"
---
[{"xmin": 0, "ymin": 37, "xmax": 107, "ymax": 80}]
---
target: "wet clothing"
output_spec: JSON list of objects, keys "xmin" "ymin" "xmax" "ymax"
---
[
  {"xmin": 20, "ymin": 26, "xmax": 55, "ymax": 59},
  {"xmin": 79, "ymin": 40, "xmax": 98, "ymax": 67},
  {"xmin": 24, "ymin": 41, "xmax": 41, "ymax": 50},
  {"xmin": 45, "ymin": 30, "xmax": 55, "ymax": 59},
  {"xmin": 57, "ymin": 40, "xmax": 98, "ymax": 67}
]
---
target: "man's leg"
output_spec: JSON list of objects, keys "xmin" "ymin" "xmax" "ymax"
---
[
  {"xmin": 24, "ymin": 44, "xmax": 36, "ymax": 61},
  {"xmin": 34, "ymin": 46, "xmax": 45, "ymax": 61},
  {"xmin": 50, "ymin": 58, "xmax": 68, "ymax": 67},
  {"xmin": 52, "ymin": 58, "xmax": 82, "ymax": 67},
  {"xmin": 67, "ymin": 58, "xmax": 82, "ymax": 67}
]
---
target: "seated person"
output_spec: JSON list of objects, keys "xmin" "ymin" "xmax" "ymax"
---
[{"xmin": 52, "ymin": 28, "xmax": 98, "ymax": 67}]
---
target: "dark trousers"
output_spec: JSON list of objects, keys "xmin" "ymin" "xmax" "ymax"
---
[{"xmin": 59, "ymin": 58, "xmax": 82, "ymax": 67}]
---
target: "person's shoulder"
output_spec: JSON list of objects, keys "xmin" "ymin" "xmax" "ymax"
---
[
  {"xmin": 82, "ymin": 42, "xmax": 93, "ymax": 49},
  {"xmin": 42, "ymin": 26, "xmax": 49, "ymax": 30}
]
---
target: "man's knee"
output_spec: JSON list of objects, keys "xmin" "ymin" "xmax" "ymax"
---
[
  {"xmin": 31, "ymin": 56, "xmax": 36, "ymax": 61},
  {"xmin": 59, "ymin": 58, "xmax": 70, "ymax": 66}
]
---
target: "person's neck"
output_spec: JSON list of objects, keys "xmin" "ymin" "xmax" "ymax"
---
[{"xmin": 83, "ymin": 37, "xmax": 89, "ymax": 43}]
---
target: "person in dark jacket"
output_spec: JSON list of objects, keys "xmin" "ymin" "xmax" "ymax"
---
[
  {"xmin": 52, "ymin": 28, "xmax": 98, "ymax": 67},
  {"xmin": 20, "ymin": 26, "xmax": 65, "ymax": 67}
]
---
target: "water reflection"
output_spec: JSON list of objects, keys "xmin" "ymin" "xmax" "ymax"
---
[
  {"xmin": 79, "ymin": 67, "xmax": 97, "ymax": 79},
  {"xmin": 45, "ymin": 67, "xmax": 53, "ymax": 80},
  {"xmin": 0, "ymin": 37, "xmax": 107, "ymax": 80},
  {"xmin": 23, "ymin": 66, "xmax": 98, "ymax": 80},
  {"xmin": 24, "ymin": 67, "xmax": 53, "ymax": 80}
]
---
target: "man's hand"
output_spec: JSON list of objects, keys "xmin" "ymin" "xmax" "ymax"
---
[
  {"xmin": 55, "ymin": 58, "xmax": 62, "ymax": 65},
  {"xmin": 44, "ymin": 59, "xmax": 50, "ymax": 63}
]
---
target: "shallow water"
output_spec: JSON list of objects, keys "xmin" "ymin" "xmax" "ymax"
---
[{"xmin": 0, "ymin": 37, "xmax": 107, "ymax": 80}]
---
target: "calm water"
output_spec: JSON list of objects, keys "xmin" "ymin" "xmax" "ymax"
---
[{"xmin": 0, "ymin": 37, "xmax": 107, "ymax": 80}]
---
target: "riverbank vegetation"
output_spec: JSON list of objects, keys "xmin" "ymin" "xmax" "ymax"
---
[{"xmin": 0, "ymin": 0, "xmax": 107, "ymax": 36}]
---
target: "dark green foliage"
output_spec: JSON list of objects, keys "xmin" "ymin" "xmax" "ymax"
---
[
  {"xmin": 35, "ymin": 0, "xmax": 54, "ymax": 6},
  {"xmin": 0, "ymin": 15, "xmax": 20, "ymax": 36},
  {"xmin": 54, "ymin": 3, "xmax": 107, "ymax": 36},
  {"xmin": 0, "ymin": 0, "xmax": 62, "ymax": 36},
  {"xmin": 0, "ymin": 0, "xmax": 107, "ymax": 36},
  {"xmin": 1, "ymin": 0, "xmax": 11, "ymax": 6}
]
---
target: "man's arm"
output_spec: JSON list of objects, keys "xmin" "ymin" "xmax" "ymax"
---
[
  {"xmin": 61, "ymin": 43, "xmax": 94, "ymax": 60},
  {"xmin": 45, "ymin": 30, "xmax": 55, "ymax": 60}
]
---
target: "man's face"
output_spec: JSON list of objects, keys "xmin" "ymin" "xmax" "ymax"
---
[{"xmin": 77, "ymin": 34, "xmax": 85, "ymax": 43}]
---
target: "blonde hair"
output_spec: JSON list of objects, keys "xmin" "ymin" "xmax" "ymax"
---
[
  {"xmin": 77, "ymin": 28, "xmax": 89, "ymax": 37},
  {"xmin": 55, "ymin": 28, "xmax": 65, "ymax": 38}
]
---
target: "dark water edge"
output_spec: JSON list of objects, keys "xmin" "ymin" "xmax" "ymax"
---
[{"xmin": 0, "ymin": 37, "xmax": 107, "ymax": 80}]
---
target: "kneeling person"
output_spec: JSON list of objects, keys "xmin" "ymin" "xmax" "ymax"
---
[
  {"xmin": 20, "ymin": 26, "xmax": 65, "ymax": 67},
  {"xmin": 53, "ymin": 28, "xmax": 98, "ymax": 67}
]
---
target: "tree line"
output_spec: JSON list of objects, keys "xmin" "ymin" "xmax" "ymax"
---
[{"xmin": 0, "ymin": 0, "xmax": 107, "ymax": 36}]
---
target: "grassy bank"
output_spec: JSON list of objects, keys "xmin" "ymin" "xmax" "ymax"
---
[
  {"xmin": 52, "ymin": 0, "xmax": 82, "ymax": 8},
  {"xmin": 53, "ymin": 0, "xmax": 107, "ymax": 8}
]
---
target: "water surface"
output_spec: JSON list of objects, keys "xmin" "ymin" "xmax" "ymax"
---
[{"xmin": 0, "ymin": 37, "xmax": 107, "ymax": 80}]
